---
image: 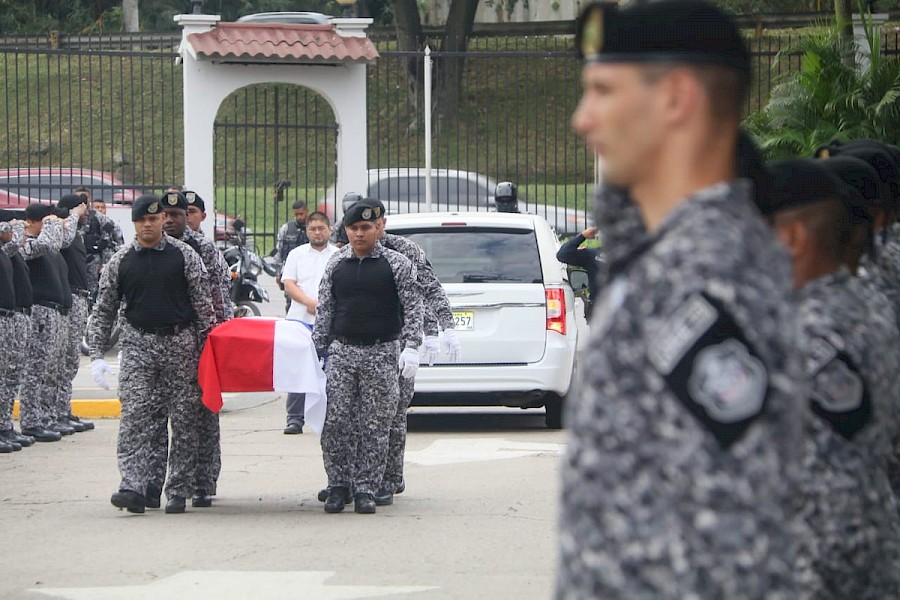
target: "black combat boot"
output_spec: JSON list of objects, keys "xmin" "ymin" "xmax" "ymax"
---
[{"xmin": 324, "ymin": 486, "xmax": 351, "ymax": 513}]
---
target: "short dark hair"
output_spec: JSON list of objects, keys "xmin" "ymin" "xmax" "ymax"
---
[
  {"xmin": 74, "ymin": 186, "xmax": 90, "ymax": 194},
  {"xmin": 775, "ymin": 198, "xmax": 850, "ymax": 262},
  {"xmin": 292, "ymin": 200, "xmax": 308, "ymax": 211},
  {"xmin": 306, "ymin": 211, "xmax": 330, "ymax": 227}
]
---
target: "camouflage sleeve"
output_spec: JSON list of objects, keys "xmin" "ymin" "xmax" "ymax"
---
[
  {"xmin": 87, "ymin": 249, "xmax": 125, "ymax": 360},
  {"xmin": 198, "ymin": 236, "xmax": 232, "ymax": 324},
  {"xmin": 8, "ymin": 221, "xmax": 25, "ymax": 251},
  {"xmin": 385, "ymin": 248, "xmax": 423, "ymax": 349},
  {"xmin": 21, "ymin": 219, "xmax": 64, "ymax": 259},
  {"xmin": 311, "ymin": 249, "xmax": 346, "ymax": 357},
  {"xmin": 0, "ymin": 222, "xmax": 19, "ymax": 257},
  {"xmin": 214, "ymin": 246, "xmax": 234, "ymax": 321},
  {"xmin": 175, "ymin": 241, "xmax": 215, "ymax": 339},
  {"xmin": 384, "ymin": 233, "xmax": 453, "ymax": 336},
  {"xmin": 60, "ymin": 212, "xmax": 79, "ymax": 247}
]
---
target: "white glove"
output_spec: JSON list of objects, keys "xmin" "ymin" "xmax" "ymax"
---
[
  {"xmin": 423, "ymin": 335, "xmax": 440, "ymax": 366},
  {"xmin": 442, "ymin": 328, "xmax": 462, "ymax": 363},
  {"xmin": 399, "ymin": 347, "xmax": 420, "ymax": 379},
  {"xmin": 91, "ymin": 358, "xmax": 113, "ymax": 390}
]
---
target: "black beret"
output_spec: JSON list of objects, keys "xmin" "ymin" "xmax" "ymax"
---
[
  {"xmin": 183, "ymin": 190, "xmax": 205, "ymax": 212},
  {"xmin": 342, "ymin": 201, "xmax": 381, "ymax": 227},
  {"xmin": 58, "ymin": 194, "xmax": 87, "ymax": 210},
  {"xmin": 131, "ymin": 195, "xmax": 162, "ymax": 222},
  {"xmin": 25, "ymin": 203, "xmax": 53, "ymax": 221},
  {"xmin": 820, "ymin": 155, "xmax": 887, "ymax": 208},
  {"xmin": 360, "ymin": 197, "xmax": 386, "ymax": 216},
  {"xmin": 575, "ymin": 0, "xmax": 750, "ymax": 76},
  {"xmin": 160, "ymin": 191, "xmax": 188, "ymax": 211},
  {"xmin": 764, "ymin": 158, "xmax": 853, "ymax": 216},
  {"xmin": 815, "ymin": 139, "xmax": 900, "ymax": 205},
  {"xmin": 0, "ymin": 209, "xmax": 25, "ymax": 222}
]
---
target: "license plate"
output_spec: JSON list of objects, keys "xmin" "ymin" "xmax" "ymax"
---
[{"xmin": 452, "ymin": 311, "xmax": 474, "ymax": 331}]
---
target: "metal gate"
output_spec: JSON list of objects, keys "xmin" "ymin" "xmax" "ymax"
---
[{"xmin": 214, "ymin": 84, "xmax": 338, "ymax": 254}]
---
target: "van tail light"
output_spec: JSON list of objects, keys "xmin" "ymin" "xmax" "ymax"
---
[{"xmin": 545, "ymin": 287, "xmax": 566, "ymax": 335}]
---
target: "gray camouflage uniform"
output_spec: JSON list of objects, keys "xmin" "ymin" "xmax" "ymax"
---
[
  {"xmin": 0, "ymin": 223, "xmax": 21, "ymax": 432},
  {"xmin": 379, "ymin": 232, "xmax": 453, "ymax": 491},
  {"xmin": 16, "ymin": 219, "xmax": 67, "ymax": 431},
  {"xmin": 88, "ymin": 234, "xmax": 214, "ymax": 500},
  {"xmin": 86, "ymin": 210, "xmax": 124, "ymax": 296},
  {"xmin": 557, "ymin": 181, "xmax": 808, "ymax": 599},
  {"xmin": 794, "ymin": 269, "xmax": 900, "ymax": 599},
  {"xmin": 54, "ymin": 214, "xmax": 89, "ymax": 423},
  {"xmin": 313, "ymin": 242, "xmax": 423, "ymax": 496},
  {"xmin": 146, "ymin": 227, "xmax": 232, "ymax": 497}
]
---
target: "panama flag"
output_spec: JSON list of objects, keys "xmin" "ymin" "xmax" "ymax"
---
[{"xmin": 197, "ymin": 317, "xmax": 327, "ymax": 433}]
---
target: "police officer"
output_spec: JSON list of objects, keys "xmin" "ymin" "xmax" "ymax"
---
[
  {"xmin": 555, "ymin": 226, "xmax": 601, "ymax": 320},
  {"xmin": 765, "ymin": 158, "xmax": 900, "ymax": 598},
  {"xmin": 0, "ymin": 221, "xmax": 26, "ymax": 452},
  {"xmin": 55, "ymin": 195, "xmax": 95, "ymax": 433},
  {"xmin": 15, "ymin": 204, "xmax": 72, "ymax": 442},
  {"xmin": 494, "ymin": 182, "xmax": 520, "ymax": 213},
  {"xmin": 312, "ymin": 201, "xmax": 423, "ymax": 514},
  {"xmin": 0, "ymin": 216, "xmax": 35, "ymax": 449},
  {"xmin": 363, "ymin": 197, "xmax": 459, "ymax": 505},
  {"xmin": 558, "ymin": 2, "xmax": 807, "ymax": 597},
  {"xmin": 183, "ymin": 191, "xmax": 208, "ymax": 234},
  {"xmin": 275, "ymin": 200, "xmax": 310, "ymax": 311},
  {"xmin": 158, "ymin": 190, "xmax": 232, "ymax": 509},
  {"xmin": 88, "ymin": 195, "xmax": 215, "ymax": 515},
  {"xmin": 73, "ymin": 186, "xmax": 123, "ymax": 296}
]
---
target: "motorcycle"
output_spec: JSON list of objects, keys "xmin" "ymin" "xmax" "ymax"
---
[{"xmin": 223, "ymin": 218, "xmax": 269, "ymax": 318}]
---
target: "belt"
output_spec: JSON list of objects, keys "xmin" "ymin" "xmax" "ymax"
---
[
  {"xmin": 73, "ymin": 289, "xmax": 92, "ymax": 299},
  {"xmin": 334, "ymin": 335, "xmax": 398, "ymax": 347},
  {"xmin": 35, "ymin": 301, "xmax": 69, "ymax": 316},
  {"xmin": 128, "ymin": 321, "xmax": 193, "ymax": 336},
  {"xmin": 0, "ymin": 308, "xmax": 15, "ymax": 318}
]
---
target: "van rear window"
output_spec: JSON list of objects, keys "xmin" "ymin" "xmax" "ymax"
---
[{"xmin": 393, "ymin": 227, "xmax": 543, "ymax": 284}]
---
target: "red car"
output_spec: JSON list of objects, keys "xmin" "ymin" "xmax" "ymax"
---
[{"xmin": 0, "ymin": 167, "xmax": 138, "ymax": 208}]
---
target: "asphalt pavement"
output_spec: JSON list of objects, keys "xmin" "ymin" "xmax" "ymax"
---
[{"xmin": 1, "ymin": 273, "xmax": 566, "ymax": 599}]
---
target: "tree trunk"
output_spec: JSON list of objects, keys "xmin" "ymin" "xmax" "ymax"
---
[
  {"xmin": 391, "ymin": 0, "xmax": 426, "ymax": 121},
  {"xmin": 834, "ymin": 0, "xmax": 854, "ymax": 39},
  {"xmin": 123, "ymin": 0, "xmax": 139, "ymax": 33},
  {"xmin": 436, "ymin": 0, "xmax": 479, "ymax": 127}
]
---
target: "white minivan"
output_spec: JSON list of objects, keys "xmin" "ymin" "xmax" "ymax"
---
[{"xmin": 385, "ymin": 211, "xmax": 589, "ymax": 428}]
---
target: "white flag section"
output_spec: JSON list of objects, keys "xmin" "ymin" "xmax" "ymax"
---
[{"xmin": 273, "ymin": 319, "xmax": 327, "ymax": 433}]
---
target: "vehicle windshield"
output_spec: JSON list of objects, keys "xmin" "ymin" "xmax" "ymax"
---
[
  {"xmin": 368, "ymin": 176, "xmax": 491, "ymax": 211},
  {"xmin": 395, "ymin": 227, "xmax": 543, "ymax": 284}
]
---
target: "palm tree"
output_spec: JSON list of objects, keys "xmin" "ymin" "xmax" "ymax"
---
[{"xmin": 745, "ymin": 12, "xmax": 900, "ymax": 159}]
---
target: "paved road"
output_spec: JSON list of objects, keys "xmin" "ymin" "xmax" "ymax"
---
[{"xmin": 4, "ymin": 273, "xmax": 566, "ymax": 599}]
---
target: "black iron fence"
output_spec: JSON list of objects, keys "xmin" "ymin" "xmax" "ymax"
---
[{"xmin": 0, "ymin": 27, "xmax": 897, "ymax": 246}]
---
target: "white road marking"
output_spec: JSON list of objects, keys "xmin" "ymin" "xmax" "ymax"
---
[
  {"xmin": 29, "ymin": 571, "xmax": 436, "ymax": 600},
  {"xmin": 405, "ymin": 438, "xmax": 564, "ymax": 466}
]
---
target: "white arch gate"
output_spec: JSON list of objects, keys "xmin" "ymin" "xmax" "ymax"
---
[{"xmin": 175, "ymin": 13, "xmax": 378, "ymax": 238}]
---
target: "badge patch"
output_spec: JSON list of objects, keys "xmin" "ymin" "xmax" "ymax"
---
[
  {"xmin": 147, "ymin": 202, "xmax": 159, "ymax": 214},
  {"xmin": 186, "ymin": 192, "xmax": 196, "ymax": 203},
  {"xmin": 166, "ymin": 192, "xmax": 179, "ymax": 205},
  {"xmin": 810, "ymin": 353, "xmax": 870, "ymax": 439},
  {"xmin": 654, "ymin": 293, "xmax": 769, "ymax": 448},
  {"xmin": 688, "ymin": 339, "xmax": 766, "ymax": 423}
]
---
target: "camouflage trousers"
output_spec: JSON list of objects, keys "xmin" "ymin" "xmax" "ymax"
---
[
  {"xmin": 19, "ymin": 305, "xmax": 62, "ymax": 430},
  {"xmin": 321, "ymin": 339, "xmax": 400, "ymax": 496},
  {"xmin": 54, "ymin": 294, "xmax": 89, "ymax": 421},
  {"xmin": 86, "ymin": 258, "xmax": 101, "ymax": 297},
  {"xmin": 0, "ymin": 312, "xmax": 22, "ymax": 431},
  {"xmin": 147, "ymin": 404, "xmax": 221, "ymax": 496},
  {"xmin": 381, "ymin": 374, "xmax": 415, "ymax": 490},
  {"xmin": 117, "ymin": 322, "xmax": 203, "ymax": 499}
]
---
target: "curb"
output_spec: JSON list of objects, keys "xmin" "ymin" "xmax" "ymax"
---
[{"xmin": 13, "ymin": 399, "xmax": 121, "ymax": 419}]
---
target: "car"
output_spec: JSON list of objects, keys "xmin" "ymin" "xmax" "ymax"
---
[
  {"xmin": 384, "ymin": 211, "xmax": 590, "ymax": 428},
  {"xmin": 236, "ymin": 12, "xmax": 332, "ymax": 25},
  {"xmin": 0, "ymin": 167, "xmax": 138, "ymax": 208},
  {"xmin": 320, "ymin": 168, "xmax": 590, "ymax": 236}
]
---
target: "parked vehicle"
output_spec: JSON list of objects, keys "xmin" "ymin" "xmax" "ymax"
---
[
  {"xmin": 320, "ymin": 168, "xmax": 590, "ymax": 235},
  {"xmin": 222, "ymin": 218, "xmax": 269, "ymax": 317},
  {"xmin": 385, "ymin": 211, "xmax": 589, "ymax": 428},
  {"xmin": 0, "ymin": 167, "xmax": 138, "ymax": 208},
  {"xmin": 236, "ymin": 12, "xmax": 332, "ymax": 24}
]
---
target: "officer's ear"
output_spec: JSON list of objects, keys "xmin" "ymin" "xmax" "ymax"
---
[
  {"xmin": 772, "ymin": 216, "xmax": 808, "ymax": 260},
  {"xmin": 657, "ymin": 67, "xmax": 702, "ymax": 127}
]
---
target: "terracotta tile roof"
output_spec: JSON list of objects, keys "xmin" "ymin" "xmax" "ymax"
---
[{"xmin": 186, "ymin": 23, "xmax": 379, "ymax": 63}]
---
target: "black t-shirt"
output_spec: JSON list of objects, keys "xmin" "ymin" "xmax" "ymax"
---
[
  {"xmin": 28, "ymin": 252, "xmax": 66, "ymax": 306},
  {"xmin": 60, "ymin": 232, "xmax": 90, "ymax": 292},
  {"xmin": 9, "ymin": 253, "xmax": 32, "ymax": 309},
  {"xmin": 331, "ymin": 254, "xmax": 402, "ymax": 341},
  {"xmin": 0, "ymin": 252, "xmax": 15, "ymax": 310},
  {"xmin": 118, "ymin": 244, "xmax": 195, "ymax": 328}
]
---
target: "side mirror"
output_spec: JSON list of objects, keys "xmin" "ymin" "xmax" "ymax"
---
[{"xmin": 568, "ymin": 268, "xmax": 591, "ymax": 301}]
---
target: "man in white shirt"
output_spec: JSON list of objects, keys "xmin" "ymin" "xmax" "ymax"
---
[{"xmin": 281, "ymin": 211, "xmax": 339, "ymax": 433}]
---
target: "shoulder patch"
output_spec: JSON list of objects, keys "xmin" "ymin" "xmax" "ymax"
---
[
  {"xmin": 810, "ymin": 348, "xmax": 870, "ymax": 439},
  {"xmin": 652, "ymin": 293, "xmax": 768, "ymax": 448}
]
